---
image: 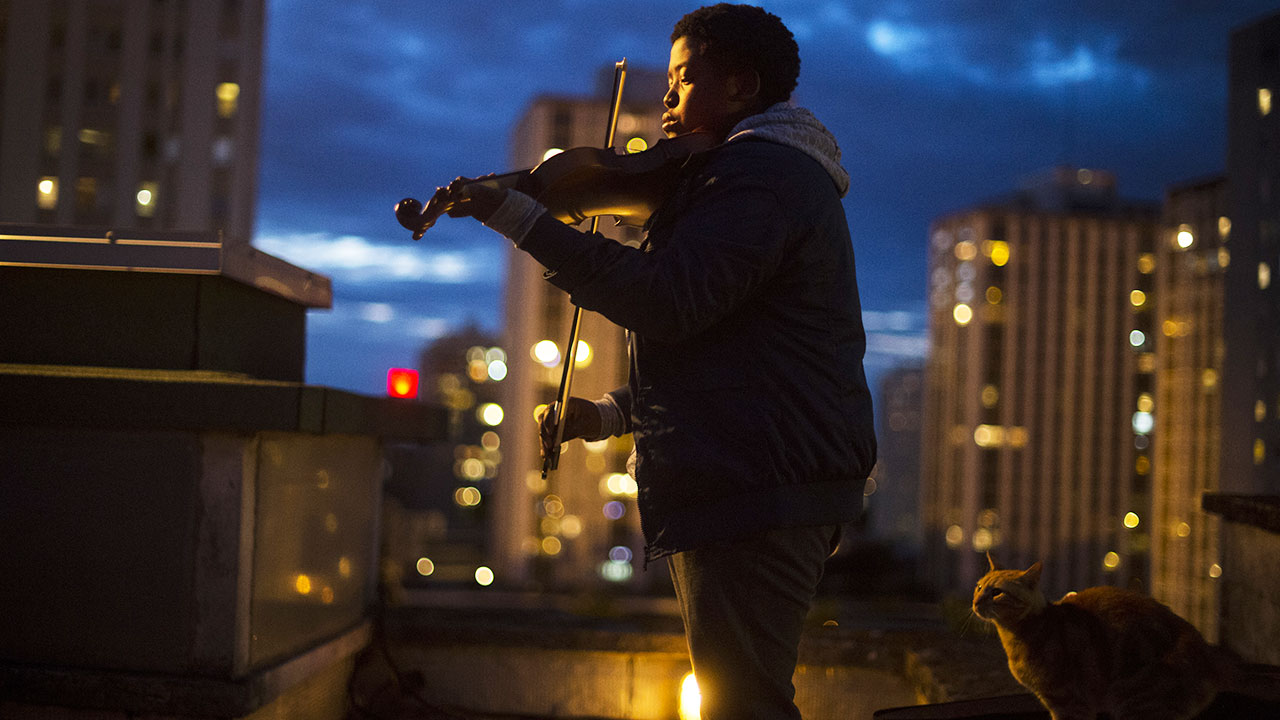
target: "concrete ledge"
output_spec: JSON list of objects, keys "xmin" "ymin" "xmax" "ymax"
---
[
  {"xmin": 1203, "ymin": 493, "xmax": 1280, "ymax": 534},
  {"xmin": 0, "ymin": 622, "xmax": 370, "ymax": 719},
  {"xmin": 350, "ymin": 603, "xmax": 1019, "ymax": 720},
  {"xmin": 0, "ymin": 363, "xmax": 446, "ymax": 440}
]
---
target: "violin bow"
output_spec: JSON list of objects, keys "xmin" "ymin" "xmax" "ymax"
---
[{"xmin": 543, "ymin": 58, "xmax": 628, "ymax": 478}]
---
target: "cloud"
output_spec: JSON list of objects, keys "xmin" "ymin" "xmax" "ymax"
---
[
  {"xmin": 862, "ymin": 307, "xmax": 929, "ymax": 363},
  {"xmin": 857, "ymin": 13, "xmax": 1150, "ymax": 92},
  {"xmin": 310, "ymin": 299, "xmax": 455, "ymax": 342},
  {"xmin": 1025, "ymin": 35, "xmax": 1150, "ymax": 89},
  {"xmin": 254, "ymin": 231, "xmax": 504, "ymax": 286},
  {"xmin": 866, "ymin": 332, "xmax": 930, "ymax": 360},
  {"xmin": 866, "ymin": 19, "xmax": 931, "ymax": 63}
]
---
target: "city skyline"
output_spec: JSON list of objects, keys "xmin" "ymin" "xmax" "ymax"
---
[{"xmin": 250, "ymin": 0, "xmax": 1280, "ymax": 398}]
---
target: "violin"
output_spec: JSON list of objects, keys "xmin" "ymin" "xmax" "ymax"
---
[{"xmin": 394, "ymin": 131, "xmax": 717, "ymax": 240}]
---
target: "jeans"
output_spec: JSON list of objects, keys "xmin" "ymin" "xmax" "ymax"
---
[{"xmin": 667, "ymin": 523, "xmax": 840, "ymax": 720}]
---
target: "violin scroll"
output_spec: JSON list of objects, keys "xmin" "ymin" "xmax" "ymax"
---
[{"xmin": 394, "ymin": 197, "xmax": 430, "ymax": 240}]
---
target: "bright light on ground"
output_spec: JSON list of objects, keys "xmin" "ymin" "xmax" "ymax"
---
[{"xmin": 679, "ymin": 672, "xmax": 701, "ymax": 720}]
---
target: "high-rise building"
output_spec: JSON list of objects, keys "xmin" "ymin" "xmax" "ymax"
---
[
  {"xmin": 493, "ymin": 68, "xmax": 669, "ymax": 590},
  {"xmin": 871, "ymin": 363, "xmax": 925, "ymax": 556},
  {"xmin": 1222, "ymin": 11, "xmax": 1280, "ymax": 493},
  {"xmin": 1150, "ymin": 176, "xmax": 1229, "ymax": 640},
  {"xmin": 921, "ymin": 167, "xmax": 1159, "ymax": 595},
  {"xmin": 0, "ymin": 0, "xmax": 264, "ymax": 245}
]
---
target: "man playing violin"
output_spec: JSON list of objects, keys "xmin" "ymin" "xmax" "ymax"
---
[{"xmin": 439, "ymin": 4, "xmax": 876, "ymax": 718}]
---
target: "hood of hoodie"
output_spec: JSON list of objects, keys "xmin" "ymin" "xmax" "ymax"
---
[{"xmin": 724, "ymin": 102, "xmax": 850, "ymax": 198}]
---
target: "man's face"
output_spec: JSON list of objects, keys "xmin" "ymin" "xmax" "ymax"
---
[{"xmin": 662, "ymin": 36, "xmax": 739, "ymax": 139}]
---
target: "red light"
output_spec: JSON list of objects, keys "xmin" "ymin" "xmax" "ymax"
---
[{"xmin": 387, "ymin": 368, "xmax": 419, "ymax": 399}]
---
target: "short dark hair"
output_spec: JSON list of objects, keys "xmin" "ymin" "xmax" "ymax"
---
[{"xmin": 671, "ymin": 4, "xmax": 800, "ymax": 108}]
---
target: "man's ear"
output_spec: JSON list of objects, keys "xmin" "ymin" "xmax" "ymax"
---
[{"xmin": 726, "ymin": 70, "xmax": 761, "ymax": 105}]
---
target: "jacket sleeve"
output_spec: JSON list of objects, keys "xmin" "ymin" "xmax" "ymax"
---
[
  {"xmin": 517, "ymin": 150, "xmax": 791, "ymax": 343},
  {"xmin": 604, "ymin": 385, "xmax": 632, "ymax": 434}
]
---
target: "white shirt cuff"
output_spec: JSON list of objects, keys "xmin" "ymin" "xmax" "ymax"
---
[{"xmin": 482, "ymin": 190, "xmax": 546, "ymax": 245}]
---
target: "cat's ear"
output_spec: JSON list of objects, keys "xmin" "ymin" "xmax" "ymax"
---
[
  {"xmin": 987, "ymin": 551, "xmax": 1002, "ymax": 571},
  {"xmin": 1022, "ymin": 562, "xmax": 1043, "ymax": 588}
]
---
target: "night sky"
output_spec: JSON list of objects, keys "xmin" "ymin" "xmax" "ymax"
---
[{"xmin": 251, "ymin": 0, "xmax": 1279, "ymax": 397}]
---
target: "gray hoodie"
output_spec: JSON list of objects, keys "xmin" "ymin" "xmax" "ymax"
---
[{"xmin": 725, "ymin": 102, "xmax": 851, "ymax": 198}]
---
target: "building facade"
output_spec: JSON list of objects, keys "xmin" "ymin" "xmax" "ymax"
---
[
  {"xmin": 871, "ymin": 363, "xmax": 925, "ymax": 557},
  {"xmin": 493, "ymin": 69, "xmax": 670, "ymax": 590},
  {"xmin": 921, "ymin": 168, "xmax": 1159, "ymax": 595},
  {"xmin": 0, "ymin": 0, "xmax": 264, "ymax": 244},
  {"xmin": 1221, "ymin": 11, "xmax": 1280, "ymax": 493},
  {"xmin": 1150, "ymin": 176, "xmax": 1229, "ymax": 640}
]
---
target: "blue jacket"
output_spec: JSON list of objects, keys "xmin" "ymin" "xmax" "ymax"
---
[{"xmin": 519, "ymin": 131, "xmax": 876, "ymax": 561}]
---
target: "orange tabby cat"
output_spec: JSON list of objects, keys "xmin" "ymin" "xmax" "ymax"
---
[{"xmin": 972, "ymin": 553, "xmax": 1222, "ymax": 720}]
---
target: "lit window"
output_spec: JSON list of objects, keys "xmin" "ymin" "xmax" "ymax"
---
[
  {"xmin": 944, "ymin": 524, "xmax": 964, "ymax": 548},
  {"xmin": 1132, "ymin": 411, "xmax": 1153, "ymax": 435},
  {"xmin": 37, "ymin": 177, "xmax": 58, "ymax": 210},
  {"xmin": 574, "ymin": 340, "xmax": 592, "ymax": 367},
  {"xmin": 78, "ymin": 128, "xmax": 109, "ymax": 146},
  {"xmin": 1175, "ymin": 226, "xmax": 1194, "ymax": 249},
  {"xmin": 1176, "ymin": 521, "xmax": 1191, "ymax": 538},
  {"xmin": 1103, "ymin": 552, "xmax": 1120, "ymax": 570},
  {"xmin": 1007, "ymin": 427, "xmax": 1029, "ymax": 447},
  {"xmin": 1130, "ymin": 290, "xmax": 1146, "ymax": 307},
  {"xmin": 625, "ymin": 136, "xmax": 648, "ymax": 154},
  {"xmin": 974, "ymin": 424, "xmax": 1004, "ymax": 448},
  {"xmin": 1137, "ymin": 393, "xmax": 1154, "ymax": 413},
  {"xmin": 981, "ymin": 384, "xmax": 999, "ymax": 408},
  {"xmin": 531, "ymin": 339, "xmax": 560, "ymax": 366},
  {"xmin": 477, "ymin": 402, "xmax": 504, "ymax": 426},
  {"xmin": 1129, "ymin": 329, "xmax": 1146, "ymax": 347},
  {"xmin": 954, "ymin": 240, "xmax": 978, "ymax": 261},
  {"xmin": 216, "ymin": 82, "xmax": 240, "ymax": 119},
  {"xmin": 1218, "ymin": 247, "xmax": 1231, "ymax": 268},
  {"xmin": 1260, "ymin": 87, "xmax": 1273, "ymax": 117},
  {"xmin": 136, "ymin": 181, "xmax": 158, "ymax": 217},
  {"xmin": 986, "ymin": 240, "xmax": 1010, "ymax": 266},
  {"xmin": 1209, "ymin": 563, "xmax": 1222, "ymax": 579},
  {"xmin": 1218, "ymin": 216, "xmax": 1231, "ymax": 240},
  {"xmin": 1077, "ymin": 168, "xmax": 1094, "ymax": 185},
  {"xmin": 1260, "ymin": 262, "xmax": 1272, "ymax": 290},
  {"xmin": 1256, "ymin": 399, "xmax": 1267, "ymax": 423},
  {"xmin": 474, "ymin": 566, "xmax": 495, "ymax": 586},
  {"xmin": 453, "ymin": 486, "xmax": 482, "ymax": 507},
  {"xmin": 985, "ymin": 286, "xmax": 1002, "ymax": 304},
  {"xmin": 541, "ymin": 147, "xmax": 563, "ymax": 162},
  {"xmin": 953, "ymin": 303, "xmax": 973, "ymax": 326},
  {"xmin": 1255, "ymin": 439, "xmax": 1266, "ymax": 465},
  {"xmin": 1123, "ymin": 512, "xmax": 1140, "ymax": 529},
  {"xmin": 1137, "ymin": 253, "xmax": 1155, "ymax": 274},
  {"xmin": 487, "ymin": 359, "xmax": 507, "ymax": 381},
  {"xmin": 416, "ymin": 557, "xmax": 435, "ymax": 576}
]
